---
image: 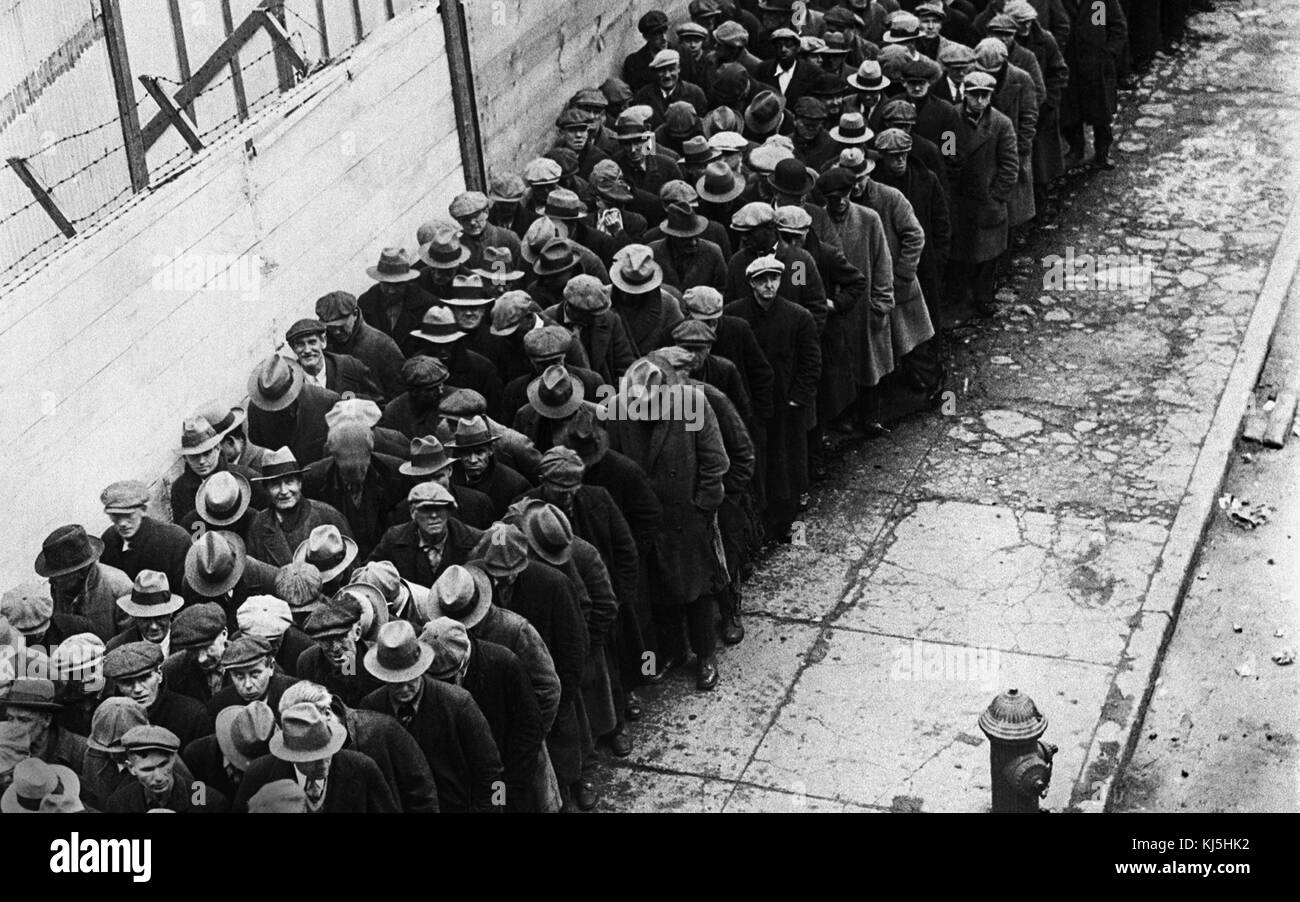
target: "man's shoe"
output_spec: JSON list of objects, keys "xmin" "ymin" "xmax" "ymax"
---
[
  {"xmin": 574, "ymin": 781, "xmax": 599, "ymax": 811},
  {"xmin": 720, "ymin": 607, "xmax": 745, "ymax": 645},
  {"xmin": 608, "ymin": 727, "xmax": 633, "ymax": 758},
  {"xmin": 645, "ymin": 654, "xmax": 683, "ymax": 683},
  {"xmin": 1088, "ymin": 155, "xmax": 1116, "ymax": 171},
  {"xmin": 696, "ymin": 655, "xmax": 719, "ymax": 691}
]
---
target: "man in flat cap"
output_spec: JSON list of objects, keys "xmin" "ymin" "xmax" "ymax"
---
[
  {"xmin": 553, "ymin": 107, "xmax": 611, "ymax": 180},
  {"xmin": 726, "ymin": 201, "xmax": 830, "ymax": 333},
  {"xmin": 633, "ymin": 49, "xmax": 710, "ymax": 129},
  {"xmin": 449, "ymin": 189, "xmax": 523, "ymax": 272},
  {"xmin": 315, "ymin": 290, "xmax": 406, "ymax": 402},
  {"xmin": 207, "ymin": 633, "xmax": 296, "ymax": 717},
  {"xmin": 106, "ymin": 570, "xmax": 184, "ymax": 655},
  {"xmin": 246, "ymin": 448, "xmax": 354, "ymax": 568},
  {"xmin": 757, "ymin": 26, "xmax": 817, "ymax": 108},
  {"xmin": 103, "ymin": 640, "xmax": 214, "ymax": 747},
  {"xmin": 285, "ymin": 318, "xmax": 383, "ymax": 403},
  {"xmin": 107, "ymin": 724, "xmax": 227, "ymax": 812},
  {"xmin": 623, "ymin": 10, "xmax": 672, "ymax": 92},
  {"xmin": 369, "ymin": 482, "xmax": 485, "ymax": 588},
  {"xmin": 161, "ymin": 602, "xmax": 229, "ymax": 705},
  {"xmin": 360, "ymin": 620, "xmax": 503, "ymax": 812},
  {"xmin": 390, "ymin": 435, "xmax": 496, "ymax": 531},
  {"xmin": 543, "ymin": 275, "xmax": 638, "ymax": 387},
  {"xmin": 97, "ymin": 480, "xmax": 190, "ymax": 592},
  {"xmin": 378, "ymin": 356, "xmax": 450, "ymax": 442},
  {"xmin": 2, "ymin": 582, "xmax": 92, "ymax": 650},
  {"xmin": 49, "ymin": 633, "xmax": 104, "ymax": 736},
  {"xmin": 672, "ymin": 317, "xmax": 756, "ymax": 449},
  {"xmin": 298, "ymin": 590, "xmax": 384, "ymax": 706}
]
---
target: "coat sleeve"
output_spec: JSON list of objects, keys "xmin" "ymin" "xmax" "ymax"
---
[
  {"xmin": 501, "ymin": 656, "xmax": 545, "ymax": 812},
  {"xmin": 517, "ymin": 623, "xmax": 562, "ymax": 734},
  {"xmin": 928, "ymin": 172, "xmax": 952, "ymax": 265},
  {"xmin": 889, "ymin": 193, "xmax": 926, "ymax": 285},
  {"xmin": 599, "ymin": 493, "xmax": 641, "ymax": 617},
  {"xmin": 690, "ymin": 389, "xmax": 729, "ymax": 513},
  {"xmin": 989, "ymin": 118, "xmax": 1021, "ymax": 204},
  {"xmin": 578, "ymin": 547, "xmax": 619, "ymax": 647},
  {"xmin": 709, "ymin": 391, "xmax": 756, "ymax": 496},
  {"xmin": 457, "ymin": 697, "xmax": 505, "ymax": 813},
  {"xmin": 1043, "ymin": 34, "xmax": 1070, "ymax": 106},
  {"xmin": 820, "ymin": 244, "xmax": 868, "ymax": 318},
  {"xmin": 788, "ymin": 306, "xmax": 822, "ymax": 410},
  {"xmin": 550, "ymin": 578, "xmax": 591, "ymax": 705},
  {"xmin": 740, "ymin": 323, "xmax": 776, "ymax": 420},
  {"xmin": 388, "ymin": 723, "xmax": 441, "ymax": 813},
  {"xmin": 608, "ymin": 316, "xmax": 639, "ymax": 380},
  {"xmin": 792, "ymin": 249, "xmax": 829, "ymax": 334},
  {"xmin": 1013, "ymin": 75, "xmax": 1039, "ymax": 160},
  {"xmin": 363, "ymin": 757, "xmax": 401, "ymax": 813}
]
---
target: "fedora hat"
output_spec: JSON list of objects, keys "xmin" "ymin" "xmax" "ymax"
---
[
  {"xmin": 247, "ymin": 356, "xmax": 305, "ymax": 412},
  {"xmin": 424, "ymin": 564, "xmax": 493, "ymax": 628},
  {"xmin": 293, "ymin": 525, "xmax": 359, "ymax": 584},
  {"xmin": 34, "ymin": 525, "xmax": 104, "ymax": 578},
  {"xmin": 443, "ymin": 274, "xmax": 492, "ymax": 308},
  {"xmin": 829, "ymin": 111, "xmax": 873, "ymax": 144},
  {"xmin": 470, "ymin": 246, "xmax": 526, "ymax": 285},
  {"xmin": 335, "ymin": 582, "xmax": 389, "ymax": 643},
  {"xmin": 269, "ymin": 702, "xmax": 347, "ymax": 763},
  {"xmin": 533, "ymin": 238, "xmax": 579, "ymax": 277},
  {"xmin": 177, "ymin": 416, "xmax": 222, "ymax": 456},
  {"xmin": 769, "ymin": 157, "xmax": 815, "ymax": 195},
  {"xmin": 418, "ymin": 225, "xmax": 471, "ymax": 270},
  {"xmin": 697, "ymin": 161, "xmax": 744, "ymax": 203},
  {"xmin": 193, "ymin": 400, "xmax": 247, "ymax": 438},
  {"xmin": 363, "ymin": 620, "xmax": 435, "ymax": 683},
  {"xmin": 195, "ymin": 471, "xmax": 251, "ymax": 526},
  {"xmin": 365, "ymin": 246, "xmax": 421, "ymax": 282},
  {"xmin": 520, "ymin": 504, "xmax": 575, "ymax": 567},
  {"xmin": 848, "ymin": 59, "xmax": 891, "ymax": 92},
  {"xmin": 215, "ymin": 700, "xmax": 275, "ymax": 771},
  {"xmin": 1, "ymin": 758, "xmax": 80, "ymax": 814},
  {"xmin": 411, "ymin": 306, "xmax": 467, "ymax": 345},
  {"xmin": 610, "ymin": 244, "xmax": 664, "ymax": 293},
  {"xmin": 660, "ymin": 202, "xmax": 708, "ymax": 238},
  {"xmin": 470, "ymin": 524, "xmax": 530, "ymax": 579},
  {"xmin": 544, "ymin": 188, "xmax": 589, "ymax": 222},
  {"xmin": 446, "ymin": 415, "xmax": 499, "ymax": 452},
  {"xmin": 116, "ymin": 570, "xmax": 184, "ymax": 619},
  {"xmin": 1, "ymin": 678, "xmax": 61, "ymax": 712},
  {"xmin": 399, "ymin": 436, "xmax": 455, "ymax": 477},
  {"xmin": 744, "ymin": 90, "xmax": 784, "ymax": 135},
  {"xmin": 680, "ymin": 135, "xmax": 721, "ymax": 167},
  {"xmin": 883, "ymin": 12, "xmax": 921, "ymax": 42},
  {"xmin": 556, "ymin": 406, "xmax": 609, "ymax": 467},
  {"xmin": 184, "ymin": 531, "xmax": 247, "ymax": 598},
  {"xmin": 527, "ymin": 365, "xmax": 585, "ymax": 419},
  {"xmin": 252, "ymin": 446, "xmax": 307, "ymax": 482}
]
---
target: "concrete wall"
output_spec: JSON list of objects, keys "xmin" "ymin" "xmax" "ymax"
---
[
  {"xmin": 0, "ymin": 0, "xmax": 464, "ymax": 586},
  {"xmin": 465, "ymin": 0, "xmax": 682, "ymax": 178}
]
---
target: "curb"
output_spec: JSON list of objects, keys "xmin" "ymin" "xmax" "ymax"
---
[{"xmin": 1069, "ymin": 197, "xmax": 1300, "ymax": 811}]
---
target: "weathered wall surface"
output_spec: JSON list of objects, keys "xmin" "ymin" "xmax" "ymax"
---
[
  {"xmin": 0, "ymin": 1, "xmax": 463, "ymax": 586},
  {"xmin": 465, "ymin": 0, "xmax": 682, "ymax": 179}
]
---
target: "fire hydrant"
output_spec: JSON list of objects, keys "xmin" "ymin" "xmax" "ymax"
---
[{"xmin": 978, "ymin": 689, "xmax": 1058, "ymax": 812}]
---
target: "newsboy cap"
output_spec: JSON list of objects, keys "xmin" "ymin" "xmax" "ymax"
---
[
  {"xmin": 408, "ymin": 481, "xmax": 456, "ymax": 509},
  {"xmin": 315, "ymin": 290, "xmax": 358, "ymax": 323},
  {"xmin": 682, "ymin": 285, "xmax": 724, "ymax": 319},
  {"xmin": 564, "ymin": 274, "xmax": 612, "ymax": 313},
  {"xmin": 523, "ymin": 325, "xmax": 573, "ymax": 359},
  {"xmin": 285, "ymin": 318, "xmax": 327, "ymax": 344},
  {"xmin": 637, "ymin": 10, "xmax": 668, "ymax": 34},
  {"xmin": 236, "ymin": 596, "xmax": 293, "ymax": 640},
  {"xmin": 102, "ymin": 641, "xmax": 164, "ymax": 682},
  {"xmin": 745, "ymin": 255, "xmax": 785, "ymax": 279},
  {"xmin": 449, "ymin": 191, "xmax": 489, "ymax": 218},
  {"xmin": 170, "ymin": 603, "xmax": 227, "ymax": 651},
  {"xmin": 713, "ymin": 20, "xmax": 749, "ymax": 47},
  {"xmin": 221, "ymin": 634, "xmax": 274, "ymax": 670},
  {"xmin": 962, "ymin": 70, "xmax": 998, "ymax": 93},
  {"xmin": 537, "ymin": 446, "xmax": 585, "ymax": 487},
  {"xmin": 101, "ymin": 480, "xmax": 150, "ymax": 513},
  {"xmin": 649, "ymin": 49, "xmax": 681, "ymax": 69},
  {"xmin": 731, "ymin": 202, "xmax": 775, "ymax": 231},
  {"xmin": 303, "ymin": 596, "xmax": 363, "ymax": 639},
  {"xmin": 121, "ymin": 725, "xmax": 181, "ymax": 756},
  {"xmin": 672, "ymin": 319, "xmax": 717, "ymax": 347},
  {"xmin": 402, "ymin": 355, "xmax": 450, "ymax": 389},
  {"xmin": 875, "ymin": 128, "xmax": 914, "ymax": 153},
  {"xmin": 938, "ymin": 43, "xmax": 976, "ymax": 65},
  {"xmin": 1, "ymin": 582, "xmax": 53, "ymax": 636}
]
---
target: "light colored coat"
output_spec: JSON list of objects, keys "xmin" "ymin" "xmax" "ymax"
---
[{"xmin": 859, "ymin": 180, "xmax": 935, "ymax": 360}]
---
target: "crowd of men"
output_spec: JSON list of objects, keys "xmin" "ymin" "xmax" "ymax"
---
[{"xmin": 1, "ymin": 0, "xmax": 1215, "ymax": 814}]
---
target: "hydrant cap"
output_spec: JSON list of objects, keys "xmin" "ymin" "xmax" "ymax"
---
[{"xmin": 978, "ymin": 689, "xmax": 1048, "ymax": 741}]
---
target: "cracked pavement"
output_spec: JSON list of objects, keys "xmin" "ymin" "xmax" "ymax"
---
[{"xmin": 592, "ymin": 0, "xmax": 1300, "ymax": 812}]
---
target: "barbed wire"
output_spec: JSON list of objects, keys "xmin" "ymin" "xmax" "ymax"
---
[
  {"xmin": 0, "ymin": 233, "xmax": 65, "ymax": 281},
  {"xmin": 24, "ymin": 114, "xmax": 122, "ymax": 159},
  {"xmin": 45, "ymin": 143, "xmax": 124, "ymax": 192},
  {"xmin": 73, "ymin": 185, "xmax": 133, "ymax": 224},
  {"xmin": 0, "ymin": 196, "xmax": 42, "ymax": 229}
]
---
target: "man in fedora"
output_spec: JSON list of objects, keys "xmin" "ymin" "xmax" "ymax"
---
[
  {"xmin": 107, "ymin": 724, "xmax": 227, "ymax": 812},
  {"xmin": 106, "ymin": 570, "xmax": 184, "ymax": 655},
  {"xmin": 846, "ymin": 58, "xmax": 891, "ymax": 121},
  {"xmin": 360, "ymin": 620, "xmax": 503, "ymax": 812},
  {"xmin": 742, "ymin": 90, "xmax": 789, "ymax": 142},
  {"xmin": 180, "ymin": 470, "xmax": 258, "ymax": 543},
  {"xmin": 1, "ymin": 754, "xmax": 82, "ymax": 813},
  {"xmin": 358, "ymin": 246, "xmax": 440, "ymax": 358},
  {"xmin": 441, "ymin": 274, "xmax": 497, "ymax": 360},
  {"xmin": 103, "ymin": 640, "xmax": 214, "ymax": 747},
  {"xmin": 246, "ymin": 447, "xmax": 354, "ymax": 568},
  {"xmin": 725, "ymin": 255, "xmax": 821, "ymax": 541},
  {"xmin": 234, "ymin": 701, "xmax": 397, "ymax": 812},
  {"xmin": 161, "ymin": 602, "xmax": 229, "ymax": 705},
  {"xmin": 301, "ymin": 421, "xmax": 403, "ymax": 561},
  {"xmin": 500, "ymin": 326, "xmax": 604, "ymax": 426},
  {"xmin": 378, "ymin": 355, "xmax": 450, "ymax": 442},
  {"xmin": 181, "ymin": 698, "xmax": 274, "ymax": 801},
  {"xmin": 181, "ymin": 529, "xmax": 277, "ymax": 618},
  {"xmin": 544, "ymin": 188, "xmax": 620, "ymax": 272},
  {"xmin": 97, "ymin": 479, "xmax": 189, "ymax": 592},
  {"xmin": 513, "ymin": 362, "xmax": 602, "ymax": 455},
  {"xmin": 696, "ymin": 157, "xmax": 747, "ymax": 233},
  {"xmin": 421, "ymin": 616, "xmax": 544, "ymax": 812},
  {"xmin": 449, "ymin": 190, "xmax": 523, "ymax": 271},
  {"xmin": 1, "ymin": 678, "xmax": 86, "ymax": 774},
  {"xmin": 391, "ymin": 435, "xmax": 495, "ymax": 531},
  {"xmin": 349, "ymin": 560, "xmax": 426, "ymax": 629},
  {"xmin": 610, "ymin": 110, "xmax": 684, "ymax": 208},
  {"xmin": 623, "ymin": 10, "xmax": 671, "ymax": 92},
  {"xmin": 36, "ymin": 524, "xmax": 131, "ymax": 641},
  {"xmin": 208, "ymin": 633, "xmax": 296, "ymax": 717},
  {"xmin": 298, "ymin": 591, "xmax": 383, "ymax": 706},
  {"xmin": 246, "ymin": 355, "xmax": 341, "ymax": 468},
  {"xmin": 285, "ymin": 318, "xmax": 383, "ymax": 403},
  {"xmin": 292, "ymin": 525, "xmax": 360, "ymax": 598},
  {"xmin": 648, "ymin": 203, "xmax": 728, "ymax": 295},
  {"xmin": 370, "ymin": 482, "xmax": 485, "ymax": 589},
  {"xmin": 171, "ymin": 415, "xmax": 266, "ymax": 523},
  {"xmin": 542, "ymin": 275, "xmax": 637, "ymax": 387},
  {"xmin": 446, "ymin": 415, "xmax": 531, "ymax": 519},
  {"xmin": 640, "ymin": 179, "xmax": 735, "ymax": 260},
  {"xmin": 411, "ymin": 306, "xmax": 506, "ymax": 423},
  {"xmin": 316, "ymin": 290, "xmax": 406, "ymax": 403}
]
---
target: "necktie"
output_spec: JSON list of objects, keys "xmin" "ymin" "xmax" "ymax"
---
[
  {"xmin": 397, "ymin": 705, "xmax": 416, "ymax": 728},
  {"xmin": 424, "ymin": 543, "xmax": 442, "ymax": 574},
  {"xmin": 305, "ymin": 777, "xmax": 326, "ymax": 807},
  {"xmin": 226, "ymin": 763, "xmax": 242, "ymax": 787}
]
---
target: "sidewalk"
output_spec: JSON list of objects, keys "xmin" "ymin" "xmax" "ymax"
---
[{"xmin": 593, "ymin": 0, "xmax": 1300, "ymax": 812}]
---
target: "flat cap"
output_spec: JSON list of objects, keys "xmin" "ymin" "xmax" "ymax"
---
[
  {"xmin": 555, "ymin": 107, "xmax": 592, "ymax": 132},
  {"xmin": 523, "ymin": 157, "xmax": 563, "ymax": 186},
  {"xmin": 672, "ymin": 318, "xmax": 717, "ymax": 346},
  {"xmin": 487, "ymin": 171, "xmax": 527, "ymax": 203},
  {"xmin": 449, "ymin": 191, "xmax": 489, "ymax": 217},
  {"xmin": 51, "ymin": 633, "xmax": 105, "ymax": 681},
  {"xmin": 962, "ymin": 70, "xmax": 998, "ymax": 92},
  {"xmin": 402, "ymin": 355, "xmax": 450, "ymax": 389},
  {"xmin": 731, "ymin": 201, "xmax": 776, "ymax": 230},
  {"xmin": 564, "ymin": 274, "xmax": 612, "ymax": 313},
  {"xmin": 439, "ymin": 387, "xmax": 488, "ymax": 418},
  {"xmin": 900, "ymin": 55, "xmax": 942, "ymax": 82},
  {"xmin": 489, "ymin": 291, "xmax": 537, "ymax": 336},
  {"xmin": 275, "ymin": 562, "xmax": 324, "ymax": 612},
  {"xmin": 676, "ymin": 21, "xmax": 709, "ymax": 39},
  {"xmin": 420, "ymin": 617, "xmax": 471, "ymax": 680},
  {"xmin": 285, "ymin": 318, "xmax": 326, "ymax": 344},
  {"xmin": 792, "ymin": 96, "xmax": 828, "ymax": 119},
  {"xmin": 649, "ymin": 49, "xmax": 681, "ymax": 69},
  {"xmin": 303, "ymin": 596, "xmax": 363, "ymax": 639},
  {"xmin": 101, "ymin": 480, "xmax": 150, "ymax": 513},
  {"xmin": 315, "ymin": 290, "xmax": 358, "ymax": 322},
  {"xmin": 987, "ymin": 12, "xmax": 1019, "ymax": 32},
  {"xmin": 236, "ymin": 596, "xmax": 293, "ymax": 640},
  {"xmin": 938, "ymin": 43, "xmax": 977, "ymax": 65},
  {"xmin": 121, "ymin": 724, "xmax": 180, "ymax": 756},
  {"xmin": 1005, "ymin": 0, "xmax": 1039, "ymax": 22},
  {"xmin": 882, "ymin": 98, "xmax": 919, "ymax": 123},
  {"xmin": 537, "ymin": 446, "xmax": 586, "ymax": 487},
  {"xmin": 713, "ymin": 20, "xmax": 749, "ymax": 46},
  {"xmin": 745, "ymin": 254, "xmax": 785, "ymax": 279},
  {"xmin": 770, "ymin": 27, "xmax": 799, "ymax": 42},
  {"xmin": 683, "ymin": 285, "xmax": 724, "ymax": 319},
  {"xmin": 746, "ymin": 142, "xmax": 793, "ymax": 174},
  {"xmin": 572, "ymin": 87, "xmax": 608, "ymax": 110},
  {"xmin": 221, "ymin": 634, "xmax": 274, "ymax": 669},
  {"xmin": 102, "ymin": 641, "xmax": 164, "ymax": 681},
  {"xmin": 875, "ymin": 127, "xmax": 914, "ymax": 153},
  {"xmin": 637, "ymin": 10, "xmax": 668, "ymax": 33},
  {"xmin": 817, "ymin": 166, "xmax": 858, "ymax": 196},
  {"xmin": 974, "ymin": 36, "xmax": 1009, "ymax": 69},
  {"xmin": 599, "ymin": 77, "xmax": 632, "ymax": 106},
  {"xmin": 774, "ymin": 204, "xmax": 813, "ymax": 233},
  {"xmin": 408, "ymin": 481, "xmax": 456, "ymax": 508},
  {"xmin": 523, "ymin": 324, "xmax": 573, "ymax": 359},
  {"xmin": 707, "ymin": 130, "xmax": 748, "ymax": 153},
  {"xmin": 170, "ymin": 603, "xmax": 227, "ymax": 651},
  {"xmin": 248, "ymin": 779, "xmax": 307, "ymax": 813},
  {"xmin": 1, "ymin": 582, "xmax": 53, "ymax": 635}
]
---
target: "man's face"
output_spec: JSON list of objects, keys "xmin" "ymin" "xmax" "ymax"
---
[
  {"xmin": 682, "ymin": 345, "xmax": 710, "ymax": 374},
  {"xmin": 964, "ymin": 91, "xmax": 992, "ymax": 116},
  {"xmin": 219, "ymin": 432, "xmax": 244, "ymax": 467},
  {"xmin": 116, "ymin": 668, "xmax": 163, "ymax": 708},
  {"xmin": 945, "ymin": 62, "xmax": 971, "ymax": 84},
  {"xmin": 883, "ymin": 150, "xmax": 908, "ymax": 177},
  {"xmin": 824, "ymin": 189, "xmax": 851, "ymax": 215},
  {"xmin": 751, "ymin": 272, "xmax": 781, "ymax": 301},
  {"xmin": 919, "ymin": 16, "xmax": 942, "ymax": 38},
  {"xmin": 859, "ymin": 88, "xmax": 883, "ymax": 111},
  {"xmin": 320, "ymin": 628, "xmax": 359, "ymax": 672},
  {"xmin": 743, "ymin": 222, "xmax": 777, "ymax": 252},
  {"xmin": 540, "ymin": 481, "xmax": 580, "ymax": 511},
  {"xmin": 429, "ymin": 469, "xmax": 452, "ymax": 490},
  {"xmin": 49, "ymin": 567, "xmax": 90, "ymax": 599},
  {"xmin": 7, "ymin": 707, "xmax": 51, "ymax": 750},
  {"xmin": 323, "ymin": 312, "xmax": 357, "ymax": 345},
  {"xmin": 268, "ymin": 476, "xmax": 303, "ymax": 512},
  {"xmin": 108, "ymin": 508, "xmax": 145, "ymax": 541},
  {"xmin": 228, "ymin": 659, "xmax": 273, "ymax": 701},
  {"xmin": 559, "ymin": 126, "xmax": 589, "ymax": 154},
  {"xmin": 136, "ymin": 614, "xmax": 170, "ymax": 644},
  {"xmin": 646, "ymin": 28, "xmax": 668, "ymax": 51},
  {"xmin": 992, "ymin": 30, "xmax": 1016, "ymax": 51},
  {"xmin": 777, "ymin": 230, "xmax": 806, "ymax": 251},
  {"xmin": 127, "ymin": 751, "xmax": 176, "ymax": 798},
  {"xmin": 195, "ymin": 631, "xmax": 227, "ymax": 671},
  {"xmin": 794, "ymin": 115, "xmax": 822, "ymax": 142},
  {"xmin": 412, "ymin": 504, "xmax": 450, "ymax": 542},
  {"xmin": 625, "ymin": 137, "xmax": 650, "ymax": 164},
  {"xmin": 184, "ymin": 446, "xmax": 221, "ymax": 479},
  {"xmin": 774, "ymin": 38, "xmax": 798, "ymax": 64},
  {"xmin": 453, "ymin": 307, "xmax": 486, "ymax": 332},
  {"xmin": 904, "ymin": 77, "xmax": 930, "ymax": 100},
  {"xmin": 680, "ymin": 35, "xmax": 706, "ymax": 60},
  {"xmin": 458, "ymin": 447, "xmax": 492, "ymax": 483},
  {"xmin": 290, "ymin": 334, "xmax": 327, "ymax": 373},
  {"xmin": 379, "ymin": 282, "xmax": 404, "ymax": 299},
  {"xmin": 389, "ymin": 676, "xmax": 423, "ymax": 707},
  {"xmin": 454, "ymin": 209, "xmax": 489, "ymax": 238}
]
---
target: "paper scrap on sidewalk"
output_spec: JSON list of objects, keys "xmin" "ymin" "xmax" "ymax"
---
[
  {"xmin": 1271, "ymin": 649, "xmax": 1295, "ymax": 666},
  {"xmin": 1217, "ymin": 494, "xmax": 1274, "ymax": 529}
]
